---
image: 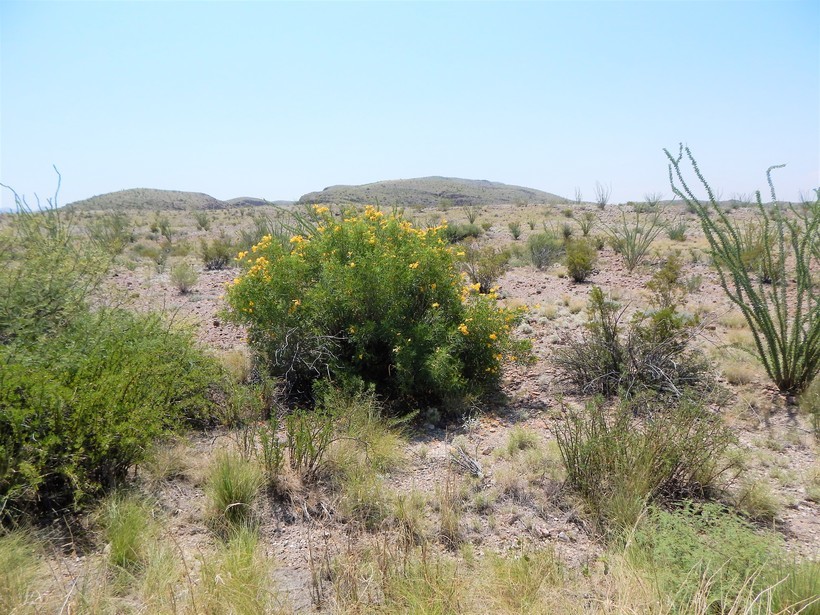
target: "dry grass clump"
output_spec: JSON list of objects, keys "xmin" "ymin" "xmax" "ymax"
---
[
  {"xmin": 804, "ymin": 463, "xmax": 820, "ymax": 503},
  {"xmin": 98, "ymin": 492, "xmax": 158, "ymax": 571},
  {"xmin": 0, "ymin": 530, "xmax": 45, "ymax": 614},
  {"xmin": 721, "ymin": 360, "xmax": 761, "ymax": 385},
  {"xmin": 718, "ymin": 310, "xmax": 749, "ymax": 330},
  {"xmin": 220, "ymin": 347, "xmax": 254, "ymax": 384},
  {"xmin": 733, "ymin": 479, "xmax": 782, "ymax": 522},
  {"xmin": 436, "ymin": 470, "xmax": 466, "ymax": 549},
  {"xmin": 197, "ymin": 526, "xmax": 284, "ymax": 614},
  {"xmin": 205, "ymin": 452, "xmax": 264, "ymax": 531}
]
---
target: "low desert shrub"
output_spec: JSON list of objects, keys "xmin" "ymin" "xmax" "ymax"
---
[
  {"xmin": 606, "ymin": 209, "xmax": 663, "ymax": 272},
  {"xmin": 200, "ymin": 232, "xmax": 234, "ymax": 270},
  {"xmin": 565, "ymin": 238, "xmax": 597, "ymax": 283},
  {"xmin": 86, "ymin": 212, "xmax": 135, "ymax": 255},
  {"xmin": 627, "ymin": 503, "xmax": 783, "ymax": 610},
  {"xmin": 527, "ymin": 231, "xmax": 563, "ymax": 270},
  {"xmin": 170, "ymin": 261, "xmax": 198, "ymax": 293},
  {"xmin": 227, "ymin": 206, "xmax": 529, "ymax": 410},
  {"xmin": 443, "ymin": 222, "xmax": 482, "ymax": 243},
  {"xmin": 508, "ymin": 220, "xmax": 522, "ymax": 240},
  {"xmin": 666, "ymin": 219, "xmax": 688, "ymax": 241},
  {"xmin": 0, "ymin": 191, "xmax": 231, "ymax": 516},
  {"xmin": 578, "ymin": 212, "xmax": 596, "ymax": 236},
  {"xmin": 554, "ymin": 286, "xmax": 709, "ymax": 398},
  {"xmin": 0, "ymin": 310, "xmax": 226, "ymax": 513},
  {"xmin": 556, "ymin": 396, "xmax": 736, "ymax": 536},
  {"xmin": 193, "ymin": 211, "xmax": 211, "ymax": 231},
  {"xmin": 460, "ymin": 241, "xmax": 509, "ymax": 294}
]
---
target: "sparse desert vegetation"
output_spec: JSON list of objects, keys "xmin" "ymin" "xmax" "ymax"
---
[{"xmin": 0, "ymin": 164, "xmax": 818, "ymax": 614}]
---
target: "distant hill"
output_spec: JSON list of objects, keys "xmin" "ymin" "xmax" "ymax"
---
[
  {"xmin": 297, "ymin": 177, "xmax": 566, "ymax": 208},
  {"xmin": 67, "ymin": 189, "xmax": 290, "ymax": 211}
]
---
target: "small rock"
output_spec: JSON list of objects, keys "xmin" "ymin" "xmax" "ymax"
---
[{"xmin": 557, "ymin": 531, "xmax": 572, "ymax": 543}]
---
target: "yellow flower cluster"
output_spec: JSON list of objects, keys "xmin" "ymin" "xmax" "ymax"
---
[
  {"xmin": 458, "ymin": 323, "xmax": 470, "ymax": 335},
  {"xmin": 313, "ymin": 205, "xmax": 330, "ymax": 215},
  {"xmin": 364, "ymin": 205, "xmax": 384, "ymax": 221},
  {"xmin": 251, "ymin": 234, "xmax": 273, "ymax": 253}
]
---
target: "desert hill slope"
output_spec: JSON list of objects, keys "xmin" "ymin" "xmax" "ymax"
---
[
  {"xmin": 67, "ymin": 188, "xmax": 289, "ymax": 211},
  {"xmin": 298, "ymin": 177, "xmax": 566, "ymax": 208}
]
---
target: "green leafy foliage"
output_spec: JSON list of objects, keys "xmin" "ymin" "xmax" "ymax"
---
[
  {"xmin": 226, "ymin": 206, "xmax": 529, "ymax": 410},
  {"xmin": 527, "ymin": 232, "xmax": 563, "ymax": 270},
  {"xmin": 0, "ymin": 188, "xmax": 228, "ymax": 515},
  {"xmin": 628, "ymin": 503, "xmax": 782, "ymax": 610},
  {"xmin": 0, "ymin": 309, "xmax": 225, "ymax": 512},
  {"xmin": 565, "ymin": 238, "xmax": 597, "ymax": 283}
]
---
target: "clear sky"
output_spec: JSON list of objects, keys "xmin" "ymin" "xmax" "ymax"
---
[{"xmin": 1, "ymin": 1, "xmax": 818, "ymax": 209}]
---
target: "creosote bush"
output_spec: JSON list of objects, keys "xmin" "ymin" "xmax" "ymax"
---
[
  {"xmin": 200, "ymin": 232, "xmax": 234, "ymax": 270},
  {"xmin": 170, "ymin": 261, "xmax": 198, "ymax": 293},
  {"xmin": 527, "ymin": 231, "xmax": 563, "ymax": 270},
  {"xmin": 0, "ymin": 185, "xmax": 230, "ymax": 515},
  {"xmin": 460, "ymin": 241, "xmax": 509, "ymax": 294},
  {"xmin": 565, "ymin": 238, "xmax": 597, "ymax": 283},
  {"xmin": 227, "ymin": 206, "xmax": 530, "ymax": 410}
]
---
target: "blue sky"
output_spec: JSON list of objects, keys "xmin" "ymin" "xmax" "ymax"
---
[{"xmin": 1, "ymin": 1, "xmax": 818, "ymax": 209}]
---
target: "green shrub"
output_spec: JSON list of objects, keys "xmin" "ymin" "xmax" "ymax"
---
[
  {"xmin": 170, "ymin": 261, "xmax": 198, "ymax": 294},
  {"xmin": 628, "ymin": 503, "xmax": 782, "ymax": 609},
  {"xmin": 0, "ymin": 207, "xmax": 108, "ymax": 345},
  {"xmin": 200, "ymin": 232, "xmax": 234, "ymax": 270},
  {"xmin": 442, "ymin": 222, "xmax": 482, "ymax": 243},
  {"xmin": 86, "ymin": 212, "xmax": 135, "ymax": 255},
  {"xmin": 646, "ymin": 252, "xmax": 687, "ymax": 310},
  {"xmin": 666, "ymin": 145, "xmax": 819, "ymax": 394},
  {"xmin": 565, "ymin": 239, "xmax": 597, "ymax": 283},
  {"xmin": 556, "ymin": 396, "xmax": 735, "ymax": 536},
  {"xmin": 527, "ymin": 232, "xmax": 563, "ymax": 270},
  {"xmin": 555, "ymin": 286, "xmax": 709, "ymax": 397},
  {"xmin": 193, "ymin": 211, "xmax": 211, "ymax": 231},
  {"xmin": 666, "ymin": 220, "xmax": 687, "ymax": 243},
  {"xmin": 464, "ymin": 205, "xmax": 480, "ymax": 224},
  {"xmin": 0, "ymin": 195, "xmax": 228, "ymax": 514},
  {"xmin": 227, "ymin": 206, "xmax": 529, "ymax": 409},
  {"xmin": 0, "ymin": 310, "xmax": 225, "ymax": 512},
  {"xmin": 578, "ymin": 212, "xmax": 596, "ymax": 236},
  {"xmin": 461, "ymin": 241, "xmax": 509, "ymax": 294}
]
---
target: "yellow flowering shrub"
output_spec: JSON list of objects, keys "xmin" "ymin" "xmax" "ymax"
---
[{"xmin": 227, "ymin": 206, "xmax": 529, "ymax": 410}]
